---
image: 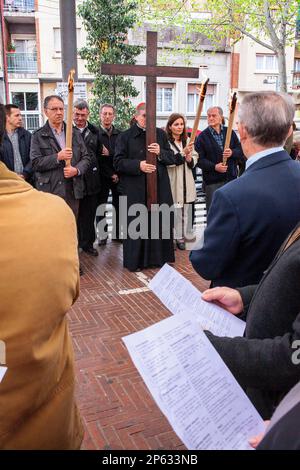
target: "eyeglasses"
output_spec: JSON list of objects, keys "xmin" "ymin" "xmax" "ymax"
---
[{"xmin": 46, "ymin": 107, "xmax": 64, "ymax": 112}]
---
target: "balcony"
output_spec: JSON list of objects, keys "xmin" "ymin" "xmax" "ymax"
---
[
  {"xmin": 3, "ymin": 0, "xmax": 35, "ymax": 23},
  {"xmin": 7, "ymin": 52, "xmax": 37, "ymax": 73},
  {"xmin": 4, "ymin": 0, "xmax": 34, "ymax": 12}
]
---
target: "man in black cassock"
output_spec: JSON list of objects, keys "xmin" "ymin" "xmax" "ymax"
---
[{"xmin": 114, "ymin": 103, "xmax": 179, "ymax": 272}]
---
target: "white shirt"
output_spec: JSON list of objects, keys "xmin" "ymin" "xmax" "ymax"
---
[{"xmin": 246, "ymin": 146, "xmax": 284, "ymax": 170}]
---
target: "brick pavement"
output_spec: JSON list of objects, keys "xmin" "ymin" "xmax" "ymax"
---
[{"xmin": 70, "ymin": 241, "xmax": 209, "ymax": 450}]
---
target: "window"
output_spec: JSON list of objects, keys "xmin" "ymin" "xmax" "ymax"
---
[
  {"xmin": 53, "ymin": 28, "xmax": 81, "ymax": 52},
  {"xmin": 187, "ymin": 83, "xmax": 216, "ymax": 114},
  {"xmin": 11, "ymin": 92, "xmax": 40, "ymax": 132},
  {"xmin": 256, "ymin": 54, "xmax": 278, "ymax": 72},
  {"xmin": 157, "ymin": 83, "xmax": 174, "ymax": 113},
  {"xmin": 294, "ymin": 59, "xmax": 300, "ymax": 72}
]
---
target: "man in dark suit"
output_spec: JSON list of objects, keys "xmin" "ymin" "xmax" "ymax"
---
[
  {"xmin": 201, "ymin": 222, "xmax": 300, "ymax": 420},
  {"xmin": 190, "ymin": 91, "xmax": 300, "ymax": 288},
  {"xmin": 97, "ymin": 104, "xmax": 121, "ymax": 244},
  {"xmin": 30, "ymin": 95, "xmax": 91, "ymax": 218},
  {"xmin": 1, "ymin": 104, "xmax": 33, "ymax": 183},
  {"xmin": 73, "ymin": 100, "xmax": 102, "ymax": 257},
  {"xmin": 194, "ymin": 106, "xmax": 244, "ymax": 210}
]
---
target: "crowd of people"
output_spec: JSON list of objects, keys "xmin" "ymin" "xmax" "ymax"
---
[{"xmin": 1, "ymin": 90, "xmax": 300, "ymax": 450}]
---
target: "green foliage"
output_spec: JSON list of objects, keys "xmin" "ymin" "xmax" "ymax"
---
[
  {"xmin": 137, "ymin": 0, "xmax": 298, "ymax": 91},
  {"xmin": 78, "ymin": 0, "xmax": 144, "ymax": 130}
]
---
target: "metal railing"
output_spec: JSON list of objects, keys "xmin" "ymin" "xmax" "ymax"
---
[
  {"xmin": 7, "ymin": 52, "xmax": 37, "ymax": 73},
  {"xmin": 4, "ymin": 0, "xmax": 35, "ymax": 13}
]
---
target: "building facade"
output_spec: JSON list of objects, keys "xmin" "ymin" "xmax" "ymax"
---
[{"xmin": 0, "ymin": 1, "xmax": 298, "ymax": 131}]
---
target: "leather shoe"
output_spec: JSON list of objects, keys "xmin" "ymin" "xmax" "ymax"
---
[
  {"xmin": 83, "ymin": 247, "xmax": 98, "ymax": 257},
  {"xmin": 98, "ymin": 238, "xmax": 107, "ymax": 246},
  {"xmin": 176, "ymin": 240, "xmax": 186, "ymax": 250}
]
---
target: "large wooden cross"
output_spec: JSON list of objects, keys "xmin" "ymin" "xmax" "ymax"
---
[{"xmin": 101, "ymin": 31, "xmax": 199, "ymax": 208}]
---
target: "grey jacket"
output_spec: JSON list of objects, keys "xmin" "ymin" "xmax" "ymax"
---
[
  {"xmin": 30, "ymin": 121, "xmax": 91, "ymax": 200},
  {"xmin": 206, "ymin": 224, "xmax": 300, "ymax": 419}
]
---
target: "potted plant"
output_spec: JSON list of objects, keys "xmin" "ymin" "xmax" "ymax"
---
[{"xmin": 7, "ymin": 42, "xmax": 16, "ymax": 53}]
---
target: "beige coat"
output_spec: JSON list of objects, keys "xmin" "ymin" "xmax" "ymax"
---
[
  {"xmin": 167, "ymin": 142, "xmax": 197, "ymax": 206},
  {"xmin": 0, "ymin": 162, "xmax": 83, "ymax": 449}
]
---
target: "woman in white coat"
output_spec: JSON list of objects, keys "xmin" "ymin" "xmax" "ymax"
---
[{"xmin": 166, "ymin": 113, "xmax": 197, "ymax": 250}]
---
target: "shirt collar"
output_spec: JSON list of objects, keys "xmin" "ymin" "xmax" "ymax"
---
[
  {"xmin": 209, "ymin": 125, "xmax": 223, "ymax": 135},
  {"xmin": 50, "ymin": 123, "xmax": 65, "ymax": 135},
  {"xmin": 246, "ymin": 146, "xmax": 284, "ymax": 170}
]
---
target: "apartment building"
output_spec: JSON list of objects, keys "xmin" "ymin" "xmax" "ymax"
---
[
  {"xmin": 0, "ymin": 0, "xmax": 92, "ymax": 131},
  {"xmin": 0, "ymin": 1, "xmax": 298, "ymax": 131}
]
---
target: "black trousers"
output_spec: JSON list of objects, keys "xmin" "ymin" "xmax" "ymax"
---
[
  {"xmin": 78, "ymin": 193, "xmax": 99, "ymax": 250},
  {"xmin": 96, "ymin": 182, "xmax": 120, "ymax": 239}
]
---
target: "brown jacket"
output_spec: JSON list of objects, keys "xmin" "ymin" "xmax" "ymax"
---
[{"xmin": 0, "ymin": 162, "xmax": 83, "ymax": 449}]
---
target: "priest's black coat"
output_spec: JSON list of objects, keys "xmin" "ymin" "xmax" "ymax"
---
[{"xmin": 114, "ymin": 123, "xmax": 178, "ymax": 271}]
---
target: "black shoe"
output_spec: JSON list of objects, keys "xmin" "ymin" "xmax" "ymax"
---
[
  {"xmin": 98, "ymin": 238, "xmax": 107, "ymax": 246},
  {"xmin": 176, "ymin": 240, "xmax": 186, "ymax": 250},
  {"xmin": 83, "ymin": 247, "xmax": 99, "ymax": 257},
  {"xmin": 79, "ymin": 266, "xmax": 84, "ymax": 276}
]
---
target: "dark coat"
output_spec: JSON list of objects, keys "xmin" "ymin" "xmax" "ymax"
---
[
  {"xmin": 0, "ymin": 127, "xmax": 32, "ymax": 181},
  {"xmin": 114, "ymin": 124, "xmax": 175, "ymax": 207},
  {"xmin": 98, "ymin": 125, "xmax": 121, "ymax": 182},
  {"xmin": 30, "ymin": 121, "xmax": 91, "ymax": 200},
  {"xmin": 206, "ymin": 226, "xmax": 300, "ymax": 419},
  {"xmin": 258, "ymin": 382, "xmax": 300, "ymax": 450},
  {"xmin": 114, "ymin": 124, "xmax": 176, "ymax": 271},
  {"xmin": 190, "ymin": 150, "xmax": 300, "ymax": 287},
  {"xmin": 195, "ymin": 126, "xmax": 244, "ymax": 185},
  {"xmin": 77, "ymin": 122, "xmax": 102, "ymax": 196}
]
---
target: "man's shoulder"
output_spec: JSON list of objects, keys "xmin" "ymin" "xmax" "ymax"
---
[
  {"xmin": 196, "ymin": 127, "xmax": 211, "ymax": 142},
  {"xmin": 18, "ymin": 127, "xmax": 32, "ymax": 138},
  {"xmin": 32, "ymin": 123, "xmax": 48, "ymax": 138},
  {"xmin": 32, "ymin": 189, "xmax": 75, "ymax": 219},
  {"xmin": 87, "ymin": 122, "xmax": 100, "ymax": 134},
  {"xmin": 112, "ymin": 126, "xmax": 121, "ymax": 135}
]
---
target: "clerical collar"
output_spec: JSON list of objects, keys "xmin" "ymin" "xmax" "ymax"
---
[{"xmin": 136, "ymin": 123, "xmax": 146, "ymax": 131}]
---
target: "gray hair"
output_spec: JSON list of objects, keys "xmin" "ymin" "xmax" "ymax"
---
[
  {"xmin": 207, "ymin": 106, "xmax": 223, "ymax": 116},
  {"xmin": 74, "ymin": 99, "xmax": 89, "ymax": 111},
  {"xmin": 44, "ymin": 95, "xmax": 64, "ymax": 109},
  {"xmin": 238, "ymin": 91, "xmax": 295, "ymax": 146},
  {"xmin": 100, "ymin": 103, "xmax": 116, "ymax": 114}
]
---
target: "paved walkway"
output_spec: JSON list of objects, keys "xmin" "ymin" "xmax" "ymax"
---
[{"xmin": 70, "ymin": 241, "xmax": 209, "ymax": 450}]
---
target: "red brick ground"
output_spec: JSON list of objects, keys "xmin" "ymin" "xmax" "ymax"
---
[{"xmin": 70, "ymin": 241, "xmax": 209, "ymax": 450}]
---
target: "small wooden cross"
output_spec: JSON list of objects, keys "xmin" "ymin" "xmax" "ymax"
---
[{"xmin": 101, "ymin": 31, "xmax": 199, "ymax": 208}]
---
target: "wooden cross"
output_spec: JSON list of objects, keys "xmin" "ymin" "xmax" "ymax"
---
[{"xmin": 101, "ymin": 31, "xmax": 199, "ymax": 208}]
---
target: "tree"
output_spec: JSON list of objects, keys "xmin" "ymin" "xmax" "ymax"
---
[
  {"xmin": 137, "ymin": 0, "xmax": 298, "ymax": 92},
  {"xmin": 78, "ymin": 0, "xmax": 143, "ymax": 129}
]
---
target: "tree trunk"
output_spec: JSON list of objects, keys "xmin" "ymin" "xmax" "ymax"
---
[{"xmin": 277, "ymin": 47, "xmax": 288, "ymax": 92}]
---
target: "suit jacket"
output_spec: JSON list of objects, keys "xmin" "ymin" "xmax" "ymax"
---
[
  {"xmin": 206, "ymin": 225, "xmax": 300, "ymax": 419},
  {"xmin": 0, "ymin": 162, "xmax": 83, "ymax": 449},
  {"xmin": 190, "ymin": 150, "xmax": 300, "ymax": 287},
  {"xmin": 0, "ymin": 128, "xmax": 32, "ymax": 181},
  {"xmin": 195, "ymin": 126, "xmax": 244, "ymax": 185},
  {"xmin": 30, "ymin": 121, "xmax": 91, "ymax": 200},
  {"xmin": 77, "ymin": 122, "xmax": 102, "ymax": 196},
  {"xmin": 98, "ymin": 125, "xmax": 121, "ymax": 182}
]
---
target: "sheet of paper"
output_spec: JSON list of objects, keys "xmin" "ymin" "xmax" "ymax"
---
[
  {"xmin": 0, "ymin": 366, "xmax": 7, "ymax": 383},
  {"xmin": 123, "ymin": 314, "xmax": 264, "ymax": 450},
  {"xmin": 149, "ymin": 264, "xmax": 245, "ymax": 337}
]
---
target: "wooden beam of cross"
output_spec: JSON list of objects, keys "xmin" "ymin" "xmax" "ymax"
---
[{"xmin": 101, "ymin": 31, "xmax": 199, "ymax": 208}]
